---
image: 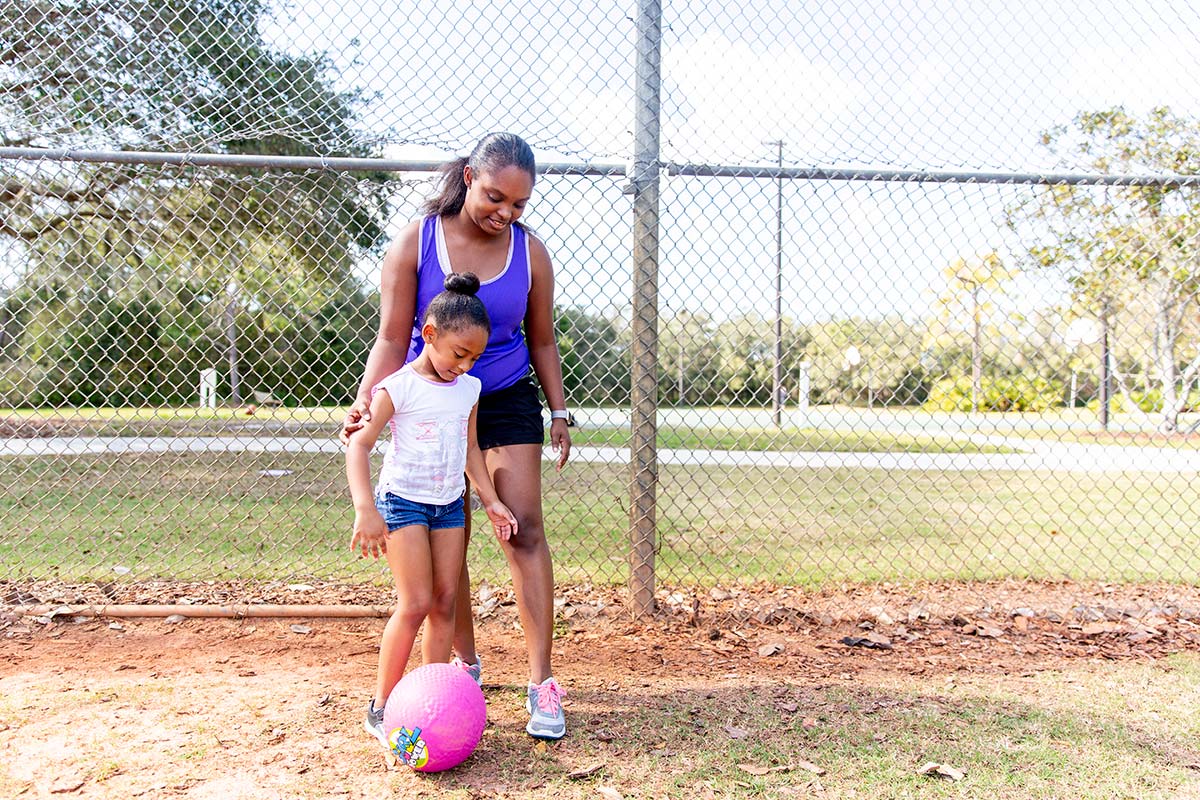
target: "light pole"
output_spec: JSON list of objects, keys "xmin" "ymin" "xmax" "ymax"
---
[{"xmin": 767, "ymin": 140, "xmax": 784, "ymax": 427}]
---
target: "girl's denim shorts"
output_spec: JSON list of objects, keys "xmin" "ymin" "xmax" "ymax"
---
[{"xmin": 375, "ymin": 492, "xmax": 465, "ymax": 532}]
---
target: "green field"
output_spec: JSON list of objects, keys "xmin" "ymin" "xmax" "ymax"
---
[
  {"xmin": 568, "ymin": 426, "xmax": 1019, "ymax": 453},
  {"xmin": 1, "ymin": 450, "xmax": 1194, "ymax": 586},
  {"xmin": 1, "ymin": 405, "xmax": 1025, "ymax": 453}
]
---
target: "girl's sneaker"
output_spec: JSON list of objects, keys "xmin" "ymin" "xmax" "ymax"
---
[
  {"xmin": 525, "ymin": 677, "xmax": 566, "ymax": 740},
  {"xmin": 363, "ymin": 699, "xmax": 388, "ymax": 749},
  {"xmin": 452, "ymin": 656, "xmax": 483, "ymax": 687}
]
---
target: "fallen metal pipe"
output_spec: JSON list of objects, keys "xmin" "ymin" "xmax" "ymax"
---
[{"xmin": 5, "ymin": 604, "xmax": 393, "ymax": 618}]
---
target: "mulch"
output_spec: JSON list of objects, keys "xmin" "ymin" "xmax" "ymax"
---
[{"xmin": 5, "ymin": 578, "xmax": 1199, "ymax": 670}]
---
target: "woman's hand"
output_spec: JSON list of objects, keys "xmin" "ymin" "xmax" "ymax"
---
[
  {"xmin": 550, "ymin": 418, "xmax": 571, "ymax": 471},
  {"xmin": 339, "ymin": 397, "xmax": 371, "ymax": 445},
  {"xmin": 350, "ymin": 508, "xmax": 389, "ymax": 559},
  {"xmin": 484, "ymin": 501, "xmax": 518, "ymax": 542}
]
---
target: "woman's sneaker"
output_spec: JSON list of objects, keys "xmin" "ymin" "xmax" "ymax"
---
[
  {"xmin": 363, "ymin": 699, "xmax": 388, "ymax": 749},
  {"xmin": 452, "ymin": 656, "xmax": 483, "ymax": 687},
  {"xmin": 525, "ymin": 677, "xmax": 566, "ymax": 740}
]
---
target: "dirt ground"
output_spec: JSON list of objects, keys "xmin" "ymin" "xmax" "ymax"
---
[{"xmin": 3, "ymin": 580, "xmax": 1200, "ymax": 799}]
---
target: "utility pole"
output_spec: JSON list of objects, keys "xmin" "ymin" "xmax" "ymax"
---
[{"xmin": 767, "ymin": 140, "xmax": 784, "ymax": 427}]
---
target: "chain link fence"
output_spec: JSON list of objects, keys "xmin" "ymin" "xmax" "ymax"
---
[{"xmin": 2, "ymin": 0, "xmax": 1199, "ymax": 613}]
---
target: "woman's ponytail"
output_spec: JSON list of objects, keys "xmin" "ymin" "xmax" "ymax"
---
[{"xmin": 421, "ymin": 156, "xmax": 470, "ymax": 217}]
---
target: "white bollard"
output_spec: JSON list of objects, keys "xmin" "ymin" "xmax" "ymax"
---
[{"xmin": 199, "ymin": 368, "xmax": 218, "ymax": 409}]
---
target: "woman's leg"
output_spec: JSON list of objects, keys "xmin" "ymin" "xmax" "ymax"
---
[
  {"xmin": 374, "ymin": 524, "xmax": 433, "ymax": 707},
  {"xmin": 484, "ymin": 443, "xmax": 553, "ymax": 683},
  {"xmin": 421, "ymin": 525, "xmax": 467, "ymax": 665}
]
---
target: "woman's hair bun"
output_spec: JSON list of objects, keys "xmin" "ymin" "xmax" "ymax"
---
[{"xmin": 443, "ymin": 271, "xmax": 481, "ymax": 296}]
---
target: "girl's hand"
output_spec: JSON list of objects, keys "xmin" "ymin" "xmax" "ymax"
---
[
  {"xmin": 484, "ymin": 501, "xmax": 518, "ymax": 542},
  {"xmin": 549, "ymin": 418, "xmax": 571, "ymax": 471},
  {"xmin": 339, "ymin": 397, "xmax": 371, "ymax": 445},
  {"xmin": 350, "ymin": 509, "xmax": 389, "ymax": 558}
]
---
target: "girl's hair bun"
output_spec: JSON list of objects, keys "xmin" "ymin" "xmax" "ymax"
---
[{"xmin": 444, "ymin": 272, "xmax": 481, "ymax": 296}]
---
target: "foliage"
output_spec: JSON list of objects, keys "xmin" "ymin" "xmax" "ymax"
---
[
  {"xmin": 555, "ymin": 305, "xmax": 629, "ymax": 406},
  {"xmin": 803, "ymin": 316, "xmax": 930, "ymax": 406},
  {"xmin": 925, "ymin": 375, "xmax": 1062, "ymax": 413},
  {"xmin": 0, "ymin": 282, "xmax": 376, "ymax": 407},
  {"xmin": 1089, "ymin": 387, "xmax": 1200, "ymax": 415},
  {"xmin": 1009, "ymin": 106, "xmax": 1200, "ymax": 431}
]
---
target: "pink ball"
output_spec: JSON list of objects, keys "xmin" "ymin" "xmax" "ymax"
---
[{"xmin": 383, "ymin": 662, "xmax": 486, "ymax": 772}]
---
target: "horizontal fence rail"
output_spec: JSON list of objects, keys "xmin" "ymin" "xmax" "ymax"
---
[{"xmin": 0, "ymin": 147, "xmax": 629, "ymax": 176}]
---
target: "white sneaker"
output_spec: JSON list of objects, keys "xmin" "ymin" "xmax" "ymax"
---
[
  {"xmin": 525, "ymin": 677, "xmax": 566, "ymax": 740},
  {"xmin": 363, "ymin": 699, "xmax": 388, "ymax": 749}
]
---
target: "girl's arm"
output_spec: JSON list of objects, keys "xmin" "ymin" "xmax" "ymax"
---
[
  {"xmin": 340, "ymin": 221, "xmax": 421, "ymax": 443},
  {"xmin": 345, "ymin": 389, "xmax": 395, "ymax": 558},
  {"xmin": 524, "ymin": 234, "xmax": 572, "ymax": 471},
  {"xmin": 464, "ymin": 404, "xmax": 517, "ymax": 541}
]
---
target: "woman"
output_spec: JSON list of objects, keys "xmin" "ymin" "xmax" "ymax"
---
[{"xmin": 341, "ymin": 132, "xmax": 572, "ymax": 740}]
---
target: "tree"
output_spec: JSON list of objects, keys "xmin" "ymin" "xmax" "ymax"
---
[
  {"xmin": 1009, "ymin": 107, "xmax": 1200, "ymax": 432},
  {"xmin": 555, "ymin": 305, "xmax": 629, "ymax": 406},
  {"xmin": 927, "ymin": 252, "xmax": 1016, "ymax": 412},
  {"xmin": 2, "ymin": 0, "xmax": 389, "ymax": 405},
  {"xmin": 803, "ymin": 316, "xmax": 927, "ymax": 407}
]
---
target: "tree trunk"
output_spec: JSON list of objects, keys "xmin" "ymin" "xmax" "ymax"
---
[
  {"xmin": 1153, "ymin": 271, "xmax": 1179, "ymax": 433},
  {"xmin": 225, "ymin": 280, "xmax": 241, "ymax": 406},
  {"xmin": 971, "ymin": 284, "xmax": 981, "ymax": 413},
  {"xmin": 1099, "ymin": 301, "xmax": 1111, "ymax": 430}
]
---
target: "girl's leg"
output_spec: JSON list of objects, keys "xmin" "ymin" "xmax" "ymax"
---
[
  {"xmin": 451, "ymin": 484, "xmax": 479, "ymax": 665},
  {"xmin": 374, "ymin": 524, "xmax": 433, "ymax": 707},
  {"xmin": 484, "ymin": 443, "xmax": 553, "ymax": 683},
  {"xmin": 421, "ymin": 525, "xmax": 467, "ymax": 664}
]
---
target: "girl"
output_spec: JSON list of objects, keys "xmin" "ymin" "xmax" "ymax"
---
[
  {"xmin": 345, "ymin": 272, "xmax": 518, "ymax": 748},
  {"xmin": 342, "ymin": 132, "xmax": 571, "ymax": 740}
]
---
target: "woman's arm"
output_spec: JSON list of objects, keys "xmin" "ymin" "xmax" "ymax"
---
[
  {"xmin": 340, "ymin": 221, "xmax": 421, "ymax": 441},
  {"xmin": 524, "ymin": 235, "xmax": 572, "ymax": 470}
]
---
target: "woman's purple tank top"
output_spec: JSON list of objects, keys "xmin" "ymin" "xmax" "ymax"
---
[{"xmin": 406, "ymin": 215, "xmax": 532, "ymax": 394}]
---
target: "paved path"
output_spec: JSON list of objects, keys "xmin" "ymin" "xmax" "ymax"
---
[{"xmin": 1, "ymin": 436, "xmax": 1195, "ymax": 473}]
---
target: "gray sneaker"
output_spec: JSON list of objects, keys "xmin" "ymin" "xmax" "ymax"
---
[
  {"xmin": 363, "ymin": 699, "xmax": 388, "ymax": 749},
  {"xmin": 525, "ymin": 677, "xmax": 566, "ymax": 740},
  {"xmin": 452, "ymin": 656, "xmax": 483, "ymax": 687}
]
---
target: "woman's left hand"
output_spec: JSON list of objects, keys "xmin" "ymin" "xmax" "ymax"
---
[{"xmin": 550, "ymin": 418, "xmax": 571, "ymax": 471}]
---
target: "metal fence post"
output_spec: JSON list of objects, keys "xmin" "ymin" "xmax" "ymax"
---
[{"xmin": 628, "ymin": 0, "xmax": 662, "ymax": 617}]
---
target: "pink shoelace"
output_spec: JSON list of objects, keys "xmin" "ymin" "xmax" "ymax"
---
[{"xmin": 533, "ymin": 678, "xmax": 565, "ymax": 714}]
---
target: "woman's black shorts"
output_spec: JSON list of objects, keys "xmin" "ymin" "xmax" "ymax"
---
[{"xmin": 476, "ymin": 375, "xmax": 545, "ymax": 451}]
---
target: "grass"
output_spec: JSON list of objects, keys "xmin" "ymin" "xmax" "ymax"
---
[
  {"xmin": 8, "ymin": 404, "xmax": 1199, "ymax": 451},
  {"xmin": 1, "ymin": 404, "xmax": 1018, "ymax": 453},
  {"xmin": 1, "ymin": 450, "xmax": 1196, "ymax": 586},
  {"xmin": 0, "ymin": 405, "xmax": 343, "ymax": 436},
  {"xmin": 568, "ymin": 426, "xmax": 1018, "ymax": 454},
  {"xmin": 999, "ymin": 427, "xmax": 1200, "ymax": 449}
]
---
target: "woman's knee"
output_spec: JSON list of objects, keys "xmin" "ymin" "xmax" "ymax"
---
[{"xmin": 506, "ymin": 514, "xmax": 547, "ymax": 553}]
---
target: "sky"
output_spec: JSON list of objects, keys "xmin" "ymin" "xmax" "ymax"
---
[{"xmin": 263, "ymin": 0, "xmax": 1200, "ymax": 326}]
